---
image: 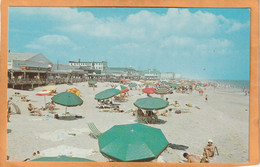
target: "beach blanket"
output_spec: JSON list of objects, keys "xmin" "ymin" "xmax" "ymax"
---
[
  {"xmin": 36, "ymin": 128, "xmax": 90, "ymax": 142},
  {"xmin": 40, "ymin": 145, "xmax": 94, "ymax": 158}
]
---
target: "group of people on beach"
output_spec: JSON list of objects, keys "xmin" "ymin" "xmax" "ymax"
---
[{"xmin": 183, "ymin": 139, "xmax": 217, "ymax": 163}]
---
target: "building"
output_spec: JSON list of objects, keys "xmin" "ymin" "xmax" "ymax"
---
[
  {"xmin": 69, "ymin": 59, "xmax": 108, "ymax": 72},
  {"xmin": 174, "ymin": 74, "xmax": 182, "ymax": 79},
  {"xmin": 138, "ymin": 68, "xmax": 161, "ymax": 80},
  {"xmin": 160, "ymin": 72, "xmax": 175, "ymax": 80},
  {"xmin": 106, "ymin": 67, "xmax": 136, "ymax": 76},
  {"xmin": 8, "ymin": 52, "xmax": 53, "ymax": 71},
  {"xmin": 8, "ymin": 52, "xmax": 53, "ymax": 80}
]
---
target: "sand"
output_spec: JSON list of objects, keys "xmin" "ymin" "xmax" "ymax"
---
[{"xmin": 7, "ymin": 81, "xmax": 249, "ymax": 162}]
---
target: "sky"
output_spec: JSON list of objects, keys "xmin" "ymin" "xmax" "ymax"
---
[{"xmin": 8, "ymin": 7, "xmax": 250, "ymax": 80}]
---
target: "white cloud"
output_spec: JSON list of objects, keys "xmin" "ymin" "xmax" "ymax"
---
[
  {"xmin": 25, "ymin": 35, "xmax": 79, "ymax": 50},
  {"xmin": 226, "ymin": 21, "xmax": 250, "ymax": 33},
  {"xmin": 12, "ymin": 7, "xmax": 248, "ymax": 40}
]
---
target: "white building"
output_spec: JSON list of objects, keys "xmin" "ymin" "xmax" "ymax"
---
[
  {"xmin": 174, "ymin": 74, "xmax": 182, "ymax": 79},
  {"xmin": 160, "ymin": 72, "xmax": 175, "ymax": 80},
  {"xmin": 69, "ymin": 59, "xmax": 108, "ymax": 71}
]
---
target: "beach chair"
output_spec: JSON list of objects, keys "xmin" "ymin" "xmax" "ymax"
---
[{"xmin": 87, "ymin": 122, "xmax": 102, "ymax": 139}]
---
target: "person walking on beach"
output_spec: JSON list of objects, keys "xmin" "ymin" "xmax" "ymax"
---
[{"xmin": 205, "ymin": 94, "xmax": 208, "ymax": 102}]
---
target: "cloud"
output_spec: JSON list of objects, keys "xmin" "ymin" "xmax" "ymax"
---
[
  {"xmin": 12, "ymin": 7, "xmax": 248, "ymax": 40},
  {"xmin": 10, "ymin": 7, "xmax": 249, "ymax": 79},
  {"xmin": 226, "ymin": 21, "xmax": 250, "ymax": 33},
  {"xmin": 25, "ymin": 35, "xmax": 79, "ymax": 50}
]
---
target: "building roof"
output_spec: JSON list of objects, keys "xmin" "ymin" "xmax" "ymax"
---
[
  {"xmin": 107, "ymin": 67, "xmax": 136, "ymax": 73},
  {"xmin": 8, "ymin": 52, "xmax": 41, "ymax": 61},
  {"xmin": 8, "ymin": 52, "xmax": 53, "ymax": 66}
]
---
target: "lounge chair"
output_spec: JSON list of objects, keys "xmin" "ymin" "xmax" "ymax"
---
[{"xmin": 87, "ymin": 122, "xmax": 102, "ymax": 139}]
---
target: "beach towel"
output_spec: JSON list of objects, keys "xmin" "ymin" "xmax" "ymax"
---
[{"xmin": 40, "ymin": 145, "xmax": 94, "ymax": 158}]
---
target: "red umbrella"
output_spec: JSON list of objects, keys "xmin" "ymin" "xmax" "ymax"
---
[
  {"xmin": 36, "ymin": 90, "xmax": 53, "ymax": 105},
  {"xmin": 142, "ymin": 88, "xmax": 156, "ymax": 94},
  {"xmin": 121, "ymin": 79, "xmax": 130, "ymax": 83}
]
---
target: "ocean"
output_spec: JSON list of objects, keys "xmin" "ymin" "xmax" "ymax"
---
[{"xmin": 212, "ymin": 80, "xmax": 250, "ymax": 89}]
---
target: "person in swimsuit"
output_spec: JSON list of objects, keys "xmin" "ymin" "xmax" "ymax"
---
[
  {"xmin": 205, "ymin": 139, "xmax": 215, "ymax": 159},
  {"xmin": 48, "ymin": 101, "xmax": 55, "ymax": 114},
  {"xmin": 183, "ymin": 153, "xmax": 201, "ymax": 163},
  {"xmin": 28, "ymin": 104, "xmax": 43, "ymax": 116}
]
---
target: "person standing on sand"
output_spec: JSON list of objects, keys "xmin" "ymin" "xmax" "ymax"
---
[{"xmin": 205, "ymin": 94, "xmax": 208, "ymax": 102}]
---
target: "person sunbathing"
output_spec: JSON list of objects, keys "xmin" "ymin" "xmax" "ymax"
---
[
  {"xmin": 183, "ymin": 153, "xmax": 201, "ymax": 163},
  {"xmin": 172, "ymin": 101, "xmax": 180, "ymax": 107},
  {"xmin": 204, "ymin": 139, "xmax": 215, "ymax": 158},
  {"xmin": 114, "ymin": 106, "xmax": 124, "ymax": 112},
  {"xmin": 28, "ymin": 104, "xmax": 43, "ymax": 116},
  {"xmin": 21, "ymin": 97, "xmax": 30, "ymax": 102},
  {"xmin": 161, "ymin": 110, "xmax": 168, "ymax": 116},
  {"xmin": 48, "ymin": 101, "xmax": 55, "ymax": 114}
]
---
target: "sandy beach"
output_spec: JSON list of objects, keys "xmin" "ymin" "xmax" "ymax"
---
[{"xmin": 7, "ymin": 81, "xmax": 249, "ymax": 163}]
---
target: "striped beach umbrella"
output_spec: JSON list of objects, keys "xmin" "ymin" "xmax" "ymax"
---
[
  {"xmin": 115, "ymin": 85, "xmax": 129, "ymax": 93},
  {"xmin": 65, "ymin": 88, "xmax": 80, "ymax": 96},
  {"xmin": 155, "ymin": 88, "xmax": 171, "ymax": 98},
  {"xmin": 36, "ymin": 90, "xmax": 53, "ymax": 105},
  {"xmin": 43, "ymin": 85, "xmax": 57, "ymax": 92}
]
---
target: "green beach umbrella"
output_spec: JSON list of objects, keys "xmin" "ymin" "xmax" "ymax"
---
[
  {"xmin": 134, "ymin": 97, "xmax": 169, "ymax": 110},
  {"xmin": 51, "ymin": 92, "xmax": 83, "ymax": 114},
  {"xmin": 170, "ymin": 83, "xmax": 178, "ymax": 87},
  {"xmin": 98, "ymin": 123, "xmax": 169, "ymax": 162},
  {"xmin": 198, "ymin": 83, "xmax": 203, "ymax": 86},
  {"xmin": 89, "ymin": 81, "xmax": 97, "ymax": 85},
  {"xmin": 31, "ymin": 155, "xmax": 95, "ymax": 162},
  {"xmin": 95, "ymin": 88, "xmax": 120, "ymax": 100},
  {"xmin": 128, "ymin": 83, "xmax": 137, "ymax": 87}
]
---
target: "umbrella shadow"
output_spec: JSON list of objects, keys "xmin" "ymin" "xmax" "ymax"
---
[
  {"xmin": 152, "ymin": 119, "xmax": 167, "ymax": 124},
  {"xmin": 168, "ymin": 143, "xmax": 189, "ymax": 151},
  {"xmin": 7, "ymin": 129, "xmax": 12, "ymax": 134},
  {"xmin": 133, "ymin": 119, "xmax": 167, "ymax": 125}
]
